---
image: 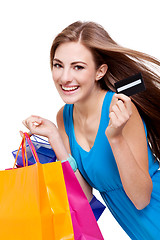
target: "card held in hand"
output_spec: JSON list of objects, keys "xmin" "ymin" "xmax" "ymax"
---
[{"xmin": 114, "ymin": 73, "xmax": 146, "ymax": 96}]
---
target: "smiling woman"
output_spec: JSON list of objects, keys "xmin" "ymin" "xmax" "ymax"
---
[
  {"xmin": 22, "ymin": 21, "xmax": 160, "ymax": 240},
  {"xmin": 52, "ymin": 41, "xmax": 107, "ymax": 104}
]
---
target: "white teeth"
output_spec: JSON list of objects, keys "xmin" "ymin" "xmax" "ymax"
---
[{"xmin": 62, "ymin": 86, "xmax": 78, "ymax": 91}]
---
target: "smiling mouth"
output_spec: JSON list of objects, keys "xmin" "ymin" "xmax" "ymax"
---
[{"xmin": 61, "ymin": 85, "xmax": 79, "ymax": 92}]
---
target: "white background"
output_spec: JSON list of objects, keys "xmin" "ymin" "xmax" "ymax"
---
[{"xmin": 0, "ymin": 0, "xmax": 159, "ymax": 239}]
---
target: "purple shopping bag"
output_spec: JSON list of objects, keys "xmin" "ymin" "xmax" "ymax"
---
[
  {"xmin": 12, "ymin": 135, "xmax": 56, "ymax": 166},
  {"xmin": 90, "ymin": 195, "xmax": 106, "ymax": 221},
  {"xmin": 62, "ymin": 161, "xmax": 104, "ymax": 240}
]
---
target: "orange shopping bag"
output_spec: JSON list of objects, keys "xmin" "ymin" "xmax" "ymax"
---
[{"xmin": 0, "ymin": 134, "xmax": 74, "ymax": 240}]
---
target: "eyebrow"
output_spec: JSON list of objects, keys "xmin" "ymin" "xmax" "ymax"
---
[{"xmin": 53, "ymin": 58, "xmax": 87, "ymax": 66}]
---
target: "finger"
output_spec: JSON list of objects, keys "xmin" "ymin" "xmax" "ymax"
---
[
  {"xmin": 114, "ymin": 94, "xmax": 132, "ymax": 115},
  {"xmin": 117, "ymin": 101, "xmax": 132, "ymax": 122},
  {"xmin": 116, "ymin": 100, "xmax": 128, "ymax": 115},
  {"xmin": 19, "ymin": 131, "xmax": 24, "ymax": 138},
  {"xmin": 23, "ymin": 116, "xmax": 42, "ymax": 128},
  {"xmin": 109, "ymin": 111, "xmax": 118, "ymax": 127},
  {"xmin": 114, "ymin": 94, "xmax": 131, "ymax": 106},
  {"xmin": 111, "ymin": 104, "xmax": 121, "ymax": 119},
  {"xmin": 32, "ymin": 120, "xmax": 42, "ymax": 127},
  {"xmin": 114, "ymin": 93, "xmax": 130, "ymax": 100},
  {"xmin": 111, "ymin": 103, "xmax": 130, "ymax": 126},
  {"xmin": 22, "ymin": 120, "xmax": 27, "ymax": 128}
]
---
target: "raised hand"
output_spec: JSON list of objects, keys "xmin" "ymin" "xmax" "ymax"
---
[{"xmin": 105, "ymin": 94, "xmax": 132, "ymax": 140}]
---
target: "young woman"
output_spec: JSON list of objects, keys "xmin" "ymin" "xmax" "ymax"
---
[{"xmin": 23, "ymin": 21, "xmax": 160, "ymax": 239}]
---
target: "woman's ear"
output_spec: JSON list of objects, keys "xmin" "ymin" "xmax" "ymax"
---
[{"xmin": 96, "ymin": 64, "xmax": 108, "ymax": 81}]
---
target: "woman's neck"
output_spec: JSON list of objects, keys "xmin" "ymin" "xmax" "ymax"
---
[{"xmin": 73, "ymin": 89, "xmax": 106, "ymax": 121}]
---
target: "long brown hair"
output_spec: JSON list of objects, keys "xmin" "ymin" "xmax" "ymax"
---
[{"xmin": 50, "ymin": 21, "xmax": 160, "ymax": 161}]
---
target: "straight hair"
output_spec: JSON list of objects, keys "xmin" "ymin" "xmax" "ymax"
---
[{"xmin": 50, "ymin": 21, "xmax": 160, "ymax": 161}]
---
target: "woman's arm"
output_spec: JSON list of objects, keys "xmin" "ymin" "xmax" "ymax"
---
[
  {"xmin": 22, "ymin": 111, "xmax": 93, "ymax": 202},
  {"xmin": 57, "ymin": 107, "xmax": 93, "ymax": 202},
  {"xmin": 105, "ymin": 94, "xmax": 153, "ymax": 210}
]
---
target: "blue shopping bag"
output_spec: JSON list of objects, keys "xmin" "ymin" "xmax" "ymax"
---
[
  {"xmin": 90, "ymin": 195, "xmax": 106, "ymax": 221},
  {"xmin": 12, "ymin": 135, "xmax": 56, "ymax": 166}
]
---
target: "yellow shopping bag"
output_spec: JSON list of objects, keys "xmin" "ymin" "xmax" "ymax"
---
[{"xmin": 0, "ymin": 134, "xmax": 74, "ymax": 240}]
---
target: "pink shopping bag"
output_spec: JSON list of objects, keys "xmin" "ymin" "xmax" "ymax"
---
[{"xmin": 62, "ymin": 161, "xmax": 104, "ymax": 240}]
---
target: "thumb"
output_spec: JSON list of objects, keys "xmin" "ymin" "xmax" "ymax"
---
[{"xmin": 19, "ymin": 131, "xmax": 24, "ymax": 138}]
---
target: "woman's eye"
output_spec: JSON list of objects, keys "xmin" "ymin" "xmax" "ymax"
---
[
  {"xmin": 74, "ymin": 65, "xmax": 84, "ymax": 70},
  {"xmin": 53, "ymin": 63, "xmax": 62, "ymax": 68}
]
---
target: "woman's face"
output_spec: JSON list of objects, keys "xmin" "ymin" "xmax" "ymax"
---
[{"xmin": 52, "ymin": 42, "xmax": 102, "ymax": 104}]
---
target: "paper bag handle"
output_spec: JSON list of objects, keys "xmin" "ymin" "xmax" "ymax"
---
[
  {"xmin": 13, "ymin": 133, "xmax": 39, "ymax": 168},
  {"xmin": 24, "ymin": 133, "xmax": 39, "ymax": 163},
  {"xmin": 13, "ymin": 136, "xmax": 27, "ymax": 168}
]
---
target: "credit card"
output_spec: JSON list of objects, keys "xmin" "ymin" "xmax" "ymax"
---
[{"xmin": 114, "ymin": 73, "xmax": 146, "ymax": 96}]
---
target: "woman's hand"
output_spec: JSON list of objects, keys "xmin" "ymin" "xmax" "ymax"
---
[
  {"xmin": 105, "ymin": 94, "xmax": 132, "ymax": 140},
  {"xmin": 22, "ymin": 115, "xmax": 59, "ymax": 141},
  {"xmin": 22, "ymin": 115, "xmax": 69, "ymax": 160}
]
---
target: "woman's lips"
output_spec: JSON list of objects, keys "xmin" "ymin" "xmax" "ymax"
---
[{"xmin": 61, "ymin": 85, "xmax": 79, "ymax": 92}]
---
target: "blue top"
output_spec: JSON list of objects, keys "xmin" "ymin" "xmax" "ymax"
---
[{"xmin": 63, "ymin": 90, "xmax": 160, "ymax": 240}]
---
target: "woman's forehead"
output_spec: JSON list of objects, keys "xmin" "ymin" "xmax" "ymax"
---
[{"xmin": 54, "ymin": 42, "xmax": 94, "ymax": 63}]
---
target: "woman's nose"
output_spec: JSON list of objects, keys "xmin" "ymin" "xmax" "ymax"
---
[{"xmin": 60, "ymin": 68, "xmax": 72, "ymax": 84}]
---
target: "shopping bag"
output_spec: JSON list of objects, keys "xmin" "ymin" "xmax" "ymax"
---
[
  {"xmin": 90, "ymin": 195, "xmax": 106, "ymax": 221},
  {"xmin": 12, "ymin": 135, "xmax": 56, "ymax": 166},
  {"xmin": 12, "ymin": 134, "xmax": 106, "ymax": 221},
  {"xmin": 12, "ymin": 134, "xmax": 105, "ymax": 239},
  {"xmin": 0, "ymin": 134, "xmax": 74, "ymax": 240},
  {"xmin": 62, "ymin": 161, "xmax": 104, "ymax": 240}
]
